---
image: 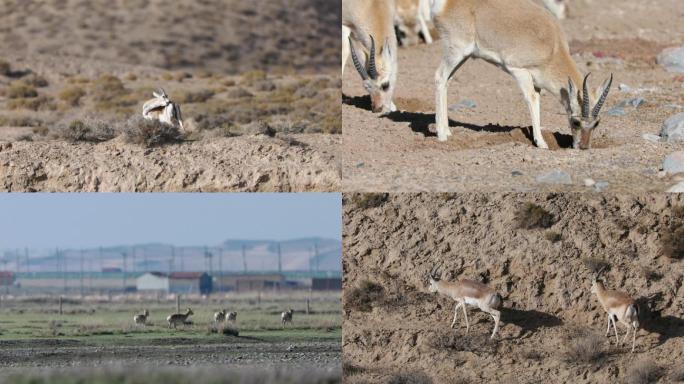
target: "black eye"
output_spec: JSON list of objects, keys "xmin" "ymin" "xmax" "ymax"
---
[
  {"xmin": 571, "ymin": 119, "xmax": 581, "ymax": 129},
  {"xmin": 381, "ymin": 82, "xmax": 390, "ymax": 91}
]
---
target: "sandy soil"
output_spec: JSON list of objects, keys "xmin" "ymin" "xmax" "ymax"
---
[
  {"xmin": 342, "ymin": 193, "xmax": 684, "ymax": 383},
  {"xmin": 0, "ymin": 134, "xmax": 339, "ymax": 192},
  {"xmin": 342, "ymin": 0, "xmax": 684, "ymax": 193},
  {"xmin": 0, "ymin": 338, "xmax": 340, "ymax": 369}
]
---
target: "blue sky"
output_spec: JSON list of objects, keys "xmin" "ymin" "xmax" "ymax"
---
[{"xmin": 0, "ymin": 193, "xmax": 341, "ymax": 248}]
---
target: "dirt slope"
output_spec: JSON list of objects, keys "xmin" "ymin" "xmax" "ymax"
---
[
  {"xmin": 343, "ymin": 193, "xmax": 684, "ymax": 383},
  {"xmin": 342, "ymin": 0, "xmax": 684, "ymax": 193},
  {"xmin": 0, "ymin": 134, "xmax": 339, "ymax": 192}
]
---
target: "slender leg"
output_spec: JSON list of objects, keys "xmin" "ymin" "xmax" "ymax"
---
[
  {"xmin": 489, "ymin": 310, "xmax": 501, "ymax": 339},
  {"xmin": 451, "ymin": 301, "xmax": 463, "ymax": 328},
  {"xmin": 342, "ymin": 26, "xmax": 351, "ymax": 77},
  {"xmin": 611, "ymin": 316, "xmax": 620, "ymax": 345},
  {"xmin": 631, "ymin": 325, "xmax": 637, "ymax": 353},
  {"xmin": 417, "ymin": 12, "xmax": 432, "ymax": 44},
  {"xmin": 605, "ymin": 315, "xmax": 611, "ymax": 337},
  {"xmin": 462, "ymin": 302, "xmax": 470, "ymax": 334},
  {"xmin": 435, "ymin": 54, "xmax": 468, "ymax": 141},
  {"xmin": 622, "ymin": 323, "xmax": 631, "ymax": 344},
  {"xmin": 509, "ymin": 68, "xmax": 549, "ymax": 149}
]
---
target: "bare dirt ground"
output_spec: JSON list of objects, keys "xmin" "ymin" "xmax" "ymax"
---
[
  {"xmin": 342, "ymin": 0, "xmax": 684, "ymax": 193},
  {"xmin": 343, "ymin": 193, "xmax": 684, "ymax": 383},
  {"xmin": 0, "ymin": 0, "xmax": 341, "ymax": 192}
]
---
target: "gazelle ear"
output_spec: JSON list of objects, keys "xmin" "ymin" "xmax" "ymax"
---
[{"xmin": 152, "ymin": 91, "xmax": 161, "ymax": 98}]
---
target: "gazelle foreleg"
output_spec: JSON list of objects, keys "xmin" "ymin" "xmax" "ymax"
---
[
  {"xmin": 462, "ymin": 302, "xmax": 470, "ymax": 334},
  {"xmin": 610, "ymin": 316, "xmax": 620, "ymax": 345},
  {"xmin": 435, "ymin": 52, "xmax": 468, "ymax": 141},
  {"xmin": 451, "ymin": 301, "xmax": 463, "ymax": 328},
  {"xmin": 509, "ymin": 68, "xmax": 549, "ymax": 149},
  {"xmin": 489, "ymin": 309, "xmax": 501, "ymax": 339},
  {"xmin": 342, "ymin": 26, "xmax": 351, "ymax": 76},
  {"xmin": 605, "ymin": 315, "xmax": 611, "ymax": 337},
  {"xmin": 416, "ymin": 5, "xmax": 432, "ymax": 44}
]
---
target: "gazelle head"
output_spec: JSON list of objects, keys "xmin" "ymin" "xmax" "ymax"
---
[
  {"xmin": 544, "ymin": 0, "xmax": 567, "ymax": 19},
  {"xmin": 143, "ymin": 309, "xmax": 149, "ymax": 316},
  {"xmin": 561, "ymin": 73, "xmax": 613, "ymax": 150},
  {"xmin": 427, "ymin": 264, "xmax": 441, "ymax": 293},
  {"xmin": 153, "ymin": 88, "xmax": 170, "ymax": 104},
  {"xmin": 186, "ymin": 308, "xmax": 194, "ymax": 316},
  {"xmin": 590, "ymin": 265, "xmax": 608, "ymax": 294},
  {"xmin": 349, "ymin": 35, "xmax": 397, "ymax": 115}
]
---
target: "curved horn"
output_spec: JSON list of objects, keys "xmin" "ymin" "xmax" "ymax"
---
[
  {"xmin": 349, "ymin": 36, "xmax": 369, "ymax": 81},
  {"xmin": 368, "ymin": 35, "xmax": 378, "ymax": 80},
  {"xmin": 582, "ymin": 73, "xmax": 590, "ymax": 118},
  {"xmin": 592, "ymin": 73, "xmax": 613, "ymax": 118},
  {"xmin": 429, "ymin": 262, "xmax": 443, "ymax": 281}
]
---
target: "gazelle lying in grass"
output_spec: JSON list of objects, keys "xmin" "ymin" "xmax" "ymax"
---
[
  {"xmin": 167, "ymin": 308, "xmax": 194, "ymax": 329},
  {"xmin": 142, "ymin": 88, "xmax": 184, "ymax": 131},
  {"xmin": 133, "ymin": 309, "xmax": 149, "ymax": 325},
  {"xmin": 226, "ymin": 311, "xmax": 237, "ymax": 324},
  {"xmin": 343, "ymin": 0, "xmax": 399, "ymax": 114},
  {"xmin": 214, "ymin": 309, "xmax": 226, "ymax": 323},
  {"xmin": 591, "ymin": 267, "xmax": 639, "ymax": 353},
  {"xmin": 281, "ymin": 309, "xmax": 294, "ymax": 328},
  {"xmin": 395, "ymin": 0, "xmax": 433, "ymax": 45},
  {"xmin": 428, "ymin": 265, "xmax": 502, "ymax": 339},
  {"xmin": 431, "ymin": 0, "xmax": 612, "ymax": 149}
]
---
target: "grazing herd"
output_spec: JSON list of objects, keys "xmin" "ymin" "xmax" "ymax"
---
[
  {"xmin": 428, "ymin": 264, "xmax": 641, "ymax": 353},
  {"xmin": 132, "ymin": 307, "xmax": 296, "ymax": 330}
]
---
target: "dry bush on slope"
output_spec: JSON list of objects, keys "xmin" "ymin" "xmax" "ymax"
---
[
  {"xmin": 516, "ymin": 203, "xmax": 555, "ymax": 229},
  {"xmin": 350, "ymin": 193, "xmax": 388, "ymax": 210},
  {"xmin": 121, "ymin": 116, "xmax": 183, "ymax": 147},
  {"xmin": 625, "ymin": 359, "xmax": 662, "ymax": 384},
  {"xmin": 561, "ymin": 330, "xmax": 605, "ymax": 364},
  {"xmin": 57, "ymin": 118, "xmax": 116, "ymax": 143},
  {"xmin": 344, "ymin": 280, "xmax": 385, "ymax": 313}
]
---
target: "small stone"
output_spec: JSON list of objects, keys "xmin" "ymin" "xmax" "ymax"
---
[
  {"xmin": 657, "ymin": 46, "xmax": 684, "ymax": 73},
  {"xmin": 618, "ymin": 83, "xmax": 632, "ymax": 92},
  {"xmin": 661, "ymin": 113, "xmax": 684, "ymax": 143},
  {"xmin": 584, "ymin": 178, "xmax": 596, "ymax": 187},
  {"xmin": 536, "ymin": 170, "xmax": 572, "ymax": 185},
  {"xmin": 642, "ymin": 133, "xmax": 662, "ymax": 143},
  {"xmin": 594, "ymin": 181, "xmax": 610, "ymax": 192},
  {"xmin": 606, "ymin": 106, "xmax": 626, "ymax": 117},
  {"xmin": 667, "ymin": 181, "xmax": 684, "ymax": 193},
  {"xmin": 511, "ymin": 170, "xmax": 523, "ymax": 177},
  {"xmin": 663, "ymin": 151, "xmax": 684, "ymax": 175},
  {"xmin": 448, "ymin": 99, "xmax": 477, "ymax": 111}
]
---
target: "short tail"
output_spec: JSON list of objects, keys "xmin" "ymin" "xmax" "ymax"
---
[
  {"xmin": 489, "ymin": 293, "xmax": 503, "ymax": 310},
  {"xmin": 627, "ymin": 304, "xmax": 639, "ymax": 328}
]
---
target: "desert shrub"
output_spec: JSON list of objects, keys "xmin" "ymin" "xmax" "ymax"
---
[
  {"xmin": 582, "ymin": 257, "xmax": 611, "ymax": 274},
  {"xmin": 561, "ymin": 331, "xmax": 604, "ymax": 364},
  {"xmin": 58, "ymin": 86, "xmax": 86, "ymax": 106},
  {"xmin": 516, "ymin": 203, "xmax": 555, "ymax": 229},
  {"xmin": 8, "ymin": 81, "xmax": 38, "ymax": 98},
  {"xmin": 24, "ymin": 74, "xmax": 49, "ymax": 87},
  {"xmin": 640, "ymin": 267, "xmax": 663, "ymax": 281},
  {"xmin": 671, "ymin": 366, "xmax": 684, "ymax": 382},
  {"xmin": 0, "ymin": 115, "xmax": 42, "ymax": 127},
  {"xmin": 351, "ymin": 193, "xmax": 388, "ymax": 209},
  {"xmin": 8, "ymin": 96, "xmax": 56, "ymax": 111},
  {"xmin": 32, "ymin": 126, "xmax": 49, "ymax": 136},
  {"xmin": 522, "ymin": 350, "xmax": 543, "ymax": 360},
  {"xmin": 661, "ymin": 225, "xmax": 684, "ymax": 260},
  {"xmin": 121, "ymin": 116, "xmax": 182, "ymax": 147},
  {"xmin": 427, "ymin": 332, "xmax": 495, "ymax": 354},
  {"xmin": 625, "ymin": 359, "xmax": 661, "ymax": 384},
  {"xmin": 388, "ymin": 371, "xmax": 433, "ymax": 384},
  {"xmin": 124, "ymin": 73, "xmax": 137, "ymax": 81},
  {"xmin": 162, "ymin": 72, "xmax": 174, "ymax": 81},
  {"xmin": 58, "ymin": 118, "xmax": 116, "ymax": 142},
  {"xmin": 16, "ymin": 134, "xmax": 33, "ymax": 142},
  {"xmin": 92, "ymin": 74, "xmax": 126, "ymax": 100},
  {"xmin": 0, "ymin": 60, "xmax": 11, "ymax": 76},
  {"xmin": 545, "ymin": 231, "xmax": 562, "ymax": 243},
  {"xmin": 67, "ymin": 76, "xmax": 90, "ymax": 84},
  {"xmin": 207, "ymin": 323, "xmax": 239, "ymax": 336},
  {"xmin": 343, "ymin": 361, "xmax": 364, "ymax": 377},
  {"xmin": 344, "ymin": 280, "xmax": 385, "ymax": 312},
  {"xmin": 242, "ymin": 70, "xmax": 268, "ymax": 84},
  {"xmin": 178, "ymin": 89, "xmax": 215, "ymax": 103}
]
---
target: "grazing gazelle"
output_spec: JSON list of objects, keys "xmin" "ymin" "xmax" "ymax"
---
[
  {"xmin": 395, "ymin": 0, "xmax": 433, "ymax": 45},
  {"xmin": 167, "ymin": 308, "xmax": 194, "ymax": 329},
  {"xmin": 591, "ymin": 267, "xmax": 639, "ymax": 353},
  {"xmin": 213, "ymin": 309, "xmax": 226, "ymax": 323},
  {"xmin": 133, "ymin": 309, "xmax": 149, "ymax": 325},
  {"xmin": 342, "ymin": 0, "xmax": 399, "ymax": 114},
  {"xmin": 142, "ymin": 88, "xmax": 184, "ymax": 131},
  {"xmin": 428, "ymin": 265, "xmax": 502, "ymax": 339},
  {"xmin": 431, "ymin": 0, "xmax": 613, "ymax": 149},
  {"xmin": 226, "ymin": 311, "xmax": 237, "ymax": 324},
  {"xmin": 281, "ymin": 309, "xmax": 294, "ymax": 328}
]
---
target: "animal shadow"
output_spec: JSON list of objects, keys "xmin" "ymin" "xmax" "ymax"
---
[
  {"xmin": 636, "ymin": 296, "xmax": 684, "ymax": 345},
  {"xmin": 502, "ymin": 307, "xmax": 563, "ymax": 337},
  {"xmin": 342, "ymin": 94, "xmax": 371, "ymax": 111}
]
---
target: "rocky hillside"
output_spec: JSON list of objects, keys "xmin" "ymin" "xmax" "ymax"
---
[{"xmin": 343, "ymin": 193, "xmax": 684, "ymax": 383}]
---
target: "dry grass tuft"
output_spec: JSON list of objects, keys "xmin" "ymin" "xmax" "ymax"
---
[
  {"xmin": 670, "ymin": 365, "xmax": 684, "ymax": 382},
  {"xmin": 545, "ymin": 231, "xmax": 562, "ymax": 243},
  {"xmin": 344, "ymin": 280, "xmax": 385, "ymax": 313},
  {"xmin": 661, "ymin": 225, "xmax": 684, "ymax": 260},
  {"xmin": 351, "ymin": 193, "xmax": 388, "ymax": 210},
  {"xmin": 57, "ymin": 118, "xmax": 116, "ymax": 143},
  {"xmin": 121, "ymin": 116, "xmax": 182, "ymax": 147},
  {"xmin": 0, "ymin": 60, "xmax": 10, "ymax": 76},
  {"xmin": 625, "ymin": 359, "xmax": 661, "ymax": 384},
  {"xmin": 178, "ymin": 89, "xmax": 215, "ymax": 103},
  {"xmin": 8, "ymin": 96, "xmax": 56, "ymax": 111},
  {"xmin": 8, "ymin": 81, "xmax": 38, "ymax": 98},
  {"xmin": 582, "ymin": 257, "xmax": 611, "ymax": 274},
  {"xmin": 516, "ymin": 203, "xmax": 555, "ymax": 229},
  {"xmin": 58, "ymin": 86, "xmax": 87, "ymax": 107},
  {"xmin": 561, "ymin": 330, "xmax": 604, "ymax": 364}
]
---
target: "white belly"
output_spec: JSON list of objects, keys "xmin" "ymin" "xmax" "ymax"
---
[{"xmin": 464, "ymin": 297, "xmax": 480, "ymax": 306}]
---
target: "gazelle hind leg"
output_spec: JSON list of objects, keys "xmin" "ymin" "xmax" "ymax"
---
[
  {"xmin": 462, "ymin": 303, "xmax": 470, "ymax": 334},
  {"xmin": 435, "ymin": 53, "xmax": 468, "ymax": 141},
  {"xmin": 611, "ymin": 316, "xmax": 620, "ymax": 345},
  {"xmin": 631, "ymin": 324, "xmax": 637, "ymax": 353},
  {"xmin": 489, "ymin": 310, "xmax": 501, "ymax": 339},
  {"xmin": 451, "ymin": 301, "xmax": 463, "ymax": 328},
  {"xmin": 417, "ymin": 12, "xmax": 432, "ymax": 44},
  {"xmin": 605, "ymin": 315, "xmax": 611, "ymax": 337},
  {"xmin": 342, "ymin": 26, "xmax": 351, "ymax": 76},
  {"xmin": 509, "ymin": 68, "xmax": 549, "ymax": 149}
]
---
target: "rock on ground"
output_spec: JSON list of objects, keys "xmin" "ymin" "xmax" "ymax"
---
[
  {"xmin": 663, "ymin": 151, "xmax": 684, "ymax": 175},
  {"xmin": 658, "ymin": 46, "xmax": 684, "ymax": 73},
  {"xmin": 661, "ymin": 113, "xmax": 684, "ymax": 143}
]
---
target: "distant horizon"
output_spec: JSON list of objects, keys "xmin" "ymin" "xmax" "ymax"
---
[{"xmin": 0, "ymin": 193, "xmax": 341, "ymax": 249}]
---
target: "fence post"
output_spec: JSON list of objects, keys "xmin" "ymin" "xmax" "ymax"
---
[
  {"xmin": 59, "ymin": 296, "xmax": 63, "ymax": 315},
  {"xmin": 176, "ymin": 294, "xmax": 181, "ymax": 313},
  {"xmin": 306, "ymin": 298, "xmax": 310, "ymax": 315}
]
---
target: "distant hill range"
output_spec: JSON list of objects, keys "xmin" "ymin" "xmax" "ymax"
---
[{"xmin": 2, "ymin": 238, "xmax": 341, "ymax": 274}]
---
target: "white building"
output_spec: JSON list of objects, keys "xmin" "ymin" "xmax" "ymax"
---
[{"xmin": 136, "ymin": 272, "xmax": 169, "ymax": 293}]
